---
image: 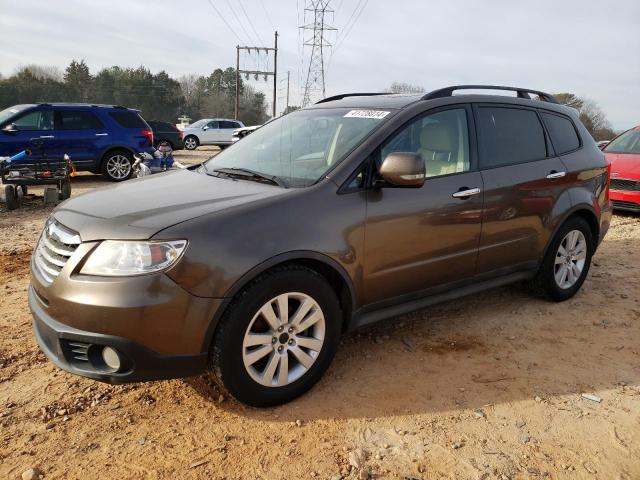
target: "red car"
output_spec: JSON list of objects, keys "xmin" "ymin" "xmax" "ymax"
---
[{"xmin": 603, "ymin": 125, "xmax": 640, "ymax": 212}]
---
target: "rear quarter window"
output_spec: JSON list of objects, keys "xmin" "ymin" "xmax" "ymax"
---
[
  {"xmin": 476, "ymin": 107, "xmax": 547, "ymax": 168},
  {"xmin": 109, "ymin": 111, "xmax": 147, "ymax": 129},
  {"xmin": 540, "ymin": 112, "xmax": 580, "ymax": 154}
]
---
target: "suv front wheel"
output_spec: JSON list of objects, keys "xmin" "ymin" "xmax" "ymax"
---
[
  {"xmin": 211, "ymin": 265, "xmax": 341, "ymax": 407},
  {"xmin": 102, "ymin": 150, "xmax": 134, "ymax": 182}
]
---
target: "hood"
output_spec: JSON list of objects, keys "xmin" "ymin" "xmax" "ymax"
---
[
  {"xmin": 53, "ymin": 170, "xmax": 289, "ymax": 241},
  {"xmin": 605, "ymin": 152, "xmax": 640, "ymax": 179}
]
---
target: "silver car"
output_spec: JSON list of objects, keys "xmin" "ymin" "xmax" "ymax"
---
[{"xmin": 182, "ymin": 118, "xmax": 245, "ymax": 150}]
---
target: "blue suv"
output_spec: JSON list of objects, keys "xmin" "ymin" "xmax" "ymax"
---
[{"xmin": 0, "ymin": 103, "xmax": 155, "ymax": 181}]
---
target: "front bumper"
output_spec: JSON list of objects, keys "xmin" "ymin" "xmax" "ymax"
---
[
  {"xmin": 31, "ymin": 286, "xmax": 208, "ymax": 383},
  {"xmin": 611, "ymin": 190, "xmax": 640, "ymax": 212}
]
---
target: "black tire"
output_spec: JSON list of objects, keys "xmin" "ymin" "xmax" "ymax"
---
[
  {"xmin": 101, "ymin": 149, "xmax": 134, "ymax": 182},
  {"xmin": 4, "ymin": 185, "xmax": 20, "ymax": 210},
  {"xmin": 19, "ymin": 185, "xmax": 28, "ymax": 196},
  {"xmin": 211, "ymin": 265, "xmax": 342, "ymax": 407},
  {"xmin": 184, "ymin": 135, "xmax": 199, "ymax": 150},
  {"xmin": 59, "ymin": 180, "xmax": 71, "ymax": 200},
  {"xmin": 525, "ymin": 216, "xmax": 594, "ymax": 301}
]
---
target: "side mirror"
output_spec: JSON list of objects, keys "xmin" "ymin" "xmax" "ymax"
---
[
  {"xmin": 203, "ymin": 125, "xmax": 209, "ymax": 131},
  {"xmin": 2, "ymin": 123, "xmax": 17, "ymax": 133},
  {"xmin": 378, "ymin": 152, "xmax": 425, "ymax": 187}
]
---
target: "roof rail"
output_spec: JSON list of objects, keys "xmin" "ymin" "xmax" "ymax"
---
[
  {"xmin": 422, "ymin": 85, "xmax": 558, "ymax": 104},
  {"xmin": 315, "ymin": 92, "xmax": 387, "ymax": 104}
]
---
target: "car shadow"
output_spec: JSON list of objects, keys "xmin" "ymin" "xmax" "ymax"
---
[{"xmin": 186, "ymin": 236, "xmax": 639, "ymax": 421}]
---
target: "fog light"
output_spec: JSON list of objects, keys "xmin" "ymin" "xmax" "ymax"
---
[{"xmin": 101, "ymin": 346, "xmax": 121, "ymax": 371}]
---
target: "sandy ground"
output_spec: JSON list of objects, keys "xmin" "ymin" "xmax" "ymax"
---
[{"xmin": 0, "ymin": 149, "xmax": 639, "ymax": 479}]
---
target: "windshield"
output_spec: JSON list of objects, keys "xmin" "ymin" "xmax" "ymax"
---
[
  {"xmin": 189, "ymin": 119, "xmax": 209, "ymax": 128},
  {"xmin": 604, "ymin": 129, "xmax": 640, "ymax": 154},
  {"xmin": 0, "ymin": 105, "xmax": 31, "ymax": 125},
  {"xmin": 204, "ymin": 107, "xmax": 391, "ymax": 187}
]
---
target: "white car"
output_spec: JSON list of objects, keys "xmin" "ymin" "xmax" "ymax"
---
[{"xmin": 182, "ymin": 118, "xmax": 245, "ymax": 150}]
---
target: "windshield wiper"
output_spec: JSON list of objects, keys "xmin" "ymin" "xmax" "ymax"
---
[{"xmin": 210, "ymin": 167, "xmax": 288, "ymax": 188}]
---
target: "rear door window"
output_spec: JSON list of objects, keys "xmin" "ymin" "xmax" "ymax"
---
[
  {"xmin": 109, "ymin": 111, "xmax": 147, "ymax": 128},
  {"xmin": 540, "ymin": 112, "xmax": 580, "ymax": 154},
  {"xmin": 12, "ymin": 110, "xmax": 54, "ymax": 131},
  {"xmin": 58, "ymin": 111, "xmax": 104, "ymax": 130},
  {"xmin": 476, "ymin": 107, "xmax": 547, "ymax": 168},
  {"xmin": 220, "ymin": 120, "xmax": 241, "ymax": 129}
]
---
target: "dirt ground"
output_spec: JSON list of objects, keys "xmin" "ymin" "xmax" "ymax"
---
[{"xmin": 1, "ymin": 148, "xmax": 639, "ymax": 479}]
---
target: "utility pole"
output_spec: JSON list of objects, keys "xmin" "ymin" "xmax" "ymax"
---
[
  {"xmin": 235, "ymin": 46, "xmax": 240, "ymax": 120},
  {"xmin": 301, "ymin": 1, "xmax": 336, "ymax": 106},
  {"xmin": 234, "ymin": 31, "xmax": 278, "ymax": 121},
  {"xmin": 273, "ymin": 31, "xmax": 278, "ymax": 118},
  {"xmin": 286, "ymin": 70, "xmax": 290, "ymax": 113}
]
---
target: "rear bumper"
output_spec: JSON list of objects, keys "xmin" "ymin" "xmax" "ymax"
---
[{"xmin": 30, "ymin": 285, "xmax": 208, "ymax": 383}]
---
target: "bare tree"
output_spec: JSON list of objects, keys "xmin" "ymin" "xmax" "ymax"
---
[
  {"xmin": 18, "ymin": 64, "xmax": 63, "ymax": 81},
  {"xmin": 554, "ymin": 93, "xmax": 616, "ymax": 141},
  {"xmin": 386, "ymin": 82, "xmax": 425, "ymax": 94}
]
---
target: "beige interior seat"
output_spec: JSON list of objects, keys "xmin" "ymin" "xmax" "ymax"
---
[{"xmin": 417, "ymin": 123, "xmax": 459, "ymax": 177}]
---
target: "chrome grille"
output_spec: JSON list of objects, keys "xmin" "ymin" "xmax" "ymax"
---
[
  {"xmin": 33, "ymin": 220, "xmax": 81, "ymax": 285},
  {"xmin": 611, "ymin": 178, "xmax": 640, "ymax": 192}
]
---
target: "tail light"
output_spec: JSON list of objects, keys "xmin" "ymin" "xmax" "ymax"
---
[{"xmin": 142, "ymin": 129, "xmax": 154, "ymax": 145}]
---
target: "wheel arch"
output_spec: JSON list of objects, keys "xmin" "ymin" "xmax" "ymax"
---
[
  {"xmin": 99, "ymin": 145, "xmax": 135, "ymax": 168},
  {"xmin": 200, "ymin": 251, "xmax": 357, "ymax": 352},
  {"xmin": 542, "ymin": 204, "xmax": 599, "ymax": 261}
]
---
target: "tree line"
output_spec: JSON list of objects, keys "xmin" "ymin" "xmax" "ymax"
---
[
  {"xmin": 0, "ymin": 60, "xmax": 269, "ymax": 126},
  {"xmin": 387, "ymin": 82, "xmax": 617, "ymax": 141}
]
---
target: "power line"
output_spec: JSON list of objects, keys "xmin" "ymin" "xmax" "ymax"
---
[
  {"xmin": 238, "ymin": 0, "xmax": 265, "ymax": 47},
  {"xmin": 204, "ymin": 0, "xmax": 244, "ymax": 45},
  {"xmin": 259, "ymin": 0, "xmax": 276, "ymax": 31},
  {"xmin": 334, "ymin": 0, "xmax": 367, "ymax": 53},
  {"xmin": 225, "ymin": 0, "xmax": 255, "ymax": 46}
]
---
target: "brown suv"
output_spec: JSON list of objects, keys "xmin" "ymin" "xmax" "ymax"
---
[{"xmin": 30, "ymin": 85, "xmax": 612, "ymax": 406}]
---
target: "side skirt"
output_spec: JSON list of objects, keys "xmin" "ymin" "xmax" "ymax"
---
[{"xmin": 349, "ymin": 268, "xmax": 537, "ymax": 331}]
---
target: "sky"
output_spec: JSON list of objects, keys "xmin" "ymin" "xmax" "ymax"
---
[{"xmin": 1, "ymin": 0, "xmax": 638, "ymax": 129}]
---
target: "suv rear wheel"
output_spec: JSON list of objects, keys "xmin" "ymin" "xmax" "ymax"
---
[
  {"xmin": 184, "ymin": 136, "xmax": 199, "ymax": 150},
  {"xmin": 526, "ymin": 216, "xmax": 594, "ymax": 301},
  {"xmin": 102, "ymin": 150, "xmax": 134, "ymax": 182},
  {"xmin": 211, "ymin": 265, "xmax": 341, "ymax": 407}
]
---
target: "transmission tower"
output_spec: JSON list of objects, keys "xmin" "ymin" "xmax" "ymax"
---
[{"xmin": 300, "ymin": 0, "xmax": 336, "ymax": 106}]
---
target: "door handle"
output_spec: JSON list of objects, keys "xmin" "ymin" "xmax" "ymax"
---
[
  {"xmin": 452, "ymin": 187, "xmax": 481, "ymax": 198},
  {"xmin": 95, "ymin": 133, "xmax": 109, "ymax": 136},
  {"xmin": 39, "ymin": 135, "xmax": 55, "ymax": 139},
  {"xmin": 546, "ymin": 170, "xmax": 566, "ymax": 179}
]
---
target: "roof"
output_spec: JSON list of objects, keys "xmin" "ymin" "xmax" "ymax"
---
[
  {"xmin": 36, "ymin": 103, "xmax": 138, "ymax": 110},
  {"xmin": 309, "ymin": 85, "xmax": 570, "ymax": 114}
]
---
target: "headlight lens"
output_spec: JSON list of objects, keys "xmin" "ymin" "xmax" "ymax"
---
[{"xmin": 80, "ymin": 240, "xmax": 187, "ymax": 276}]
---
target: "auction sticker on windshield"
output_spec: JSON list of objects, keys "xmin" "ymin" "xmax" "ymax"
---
[{"xmin": 344, "ymin": 110, "xmax": 390, "ymax": 119}]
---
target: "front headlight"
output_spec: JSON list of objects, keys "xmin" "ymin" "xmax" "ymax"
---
[{"xmin": 80, "ymin": 240, "xmax": 187, "ymax": 276}]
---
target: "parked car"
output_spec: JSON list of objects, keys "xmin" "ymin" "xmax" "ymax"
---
[
  {"xmin": 29, "ymin": 85, "xmax": 612, "ymax": 407},
  {"xmin": 603, "ymin": 125, "xmax": 640, "ymax": 212},
  {"xmin": 182, "ymin": 118, "xmax": 244, "ymax": 150},
  {"xmin": 146, "ymin": 120, "xmax": 184, "ymax": 150},
  {"xmin": 0, "ymin": 103, "xmax": 154, "ymax": 182},
  {"xmin": 231, "ymin": 125, "xmax": 261, "ymax": 143}
]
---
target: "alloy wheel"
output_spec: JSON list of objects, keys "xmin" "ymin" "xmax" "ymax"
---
[
  {"xmin": 106, "ymin": 154, "xmax": 131, "ymax": 180},
  {"xmin": 554, "ymin": 229, "xmax": 587, "ymax": 289},
  {"xmin": 242, "ymin": 292, "xmax": 325, "ymax": 387},
  {"xmin": 185, "ymin": 137, "xmax": 197, "ymax": 150}
]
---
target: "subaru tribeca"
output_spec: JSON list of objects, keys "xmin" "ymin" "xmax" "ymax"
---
[
  {"xmin": 0, "ymin": 103, "xmax": 154, "ymax": 181},
  {"xmin": 29, "ymin": 86, "xmax": 612, "ymax": 406}
]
